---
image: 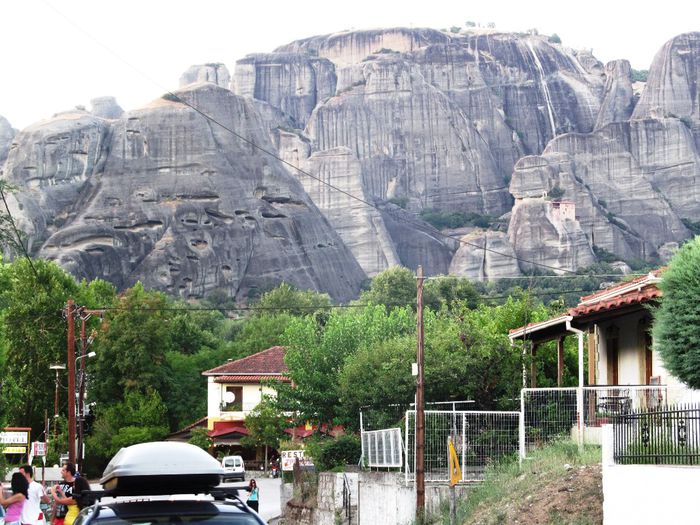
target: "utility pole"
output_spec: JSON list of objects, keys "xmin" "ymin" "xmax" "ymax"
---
[
  {"xmin": 65, "ymin": 299, "xmax": 76, "ymax": 464},
  {"xmin": 415, "ymin": 265, "xmax": 425, "ymax": 522},
  {"xmin": 77, "ymin": 309, "xmax": 87, "ymax": 473}
]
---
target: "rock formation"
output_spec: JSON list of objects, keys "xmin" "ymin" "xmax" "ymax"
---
[
  {"xmin": 595, "ymin": 60, "xmax": 635, "ymax": 129},
  {"xmin": 0, "ymin": 116, "xmax": 16, "ymax": 166},
  {"xmin": 449, "ymin": 230, "xmax": 522, "ymax": 280},
  {"xmin": 179, "ymin": 63, "xmax": 231, "ymax": 89},
  {"xmin": 4, "ymin": 84, "xmax": 366, "ymax": 301},
  {"xmin": 90, "ymin": 97, "xmax": 124, "ymax": 119}
]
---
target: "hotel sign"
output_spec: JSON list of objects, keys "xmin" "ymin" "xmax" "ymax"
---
[{"xmin": 1, "ymin": 428, "xmax": 31, "ymax": 454}]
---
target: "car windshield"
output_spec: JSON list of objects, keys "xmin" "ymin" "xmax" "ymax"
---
[{"xmin": 91, "ymin": 518, "xmax": 260, "ymax": 525}]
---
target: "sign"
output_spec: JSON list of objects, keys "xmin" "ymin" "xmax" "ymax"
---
[
  {"xmin": 32, "ymin": 442, "xmax": 47, "ymax": 457},
  {"xmin": 281, "ymin": 449, "xmax": 314, "ymax": 471},
  {"xmin": 1, "ymin": 428, "xmax": 30, "ymax": 454},
  {"xmin": 448, "ymin": 438, "xmax": 462, "ymax": 486}
]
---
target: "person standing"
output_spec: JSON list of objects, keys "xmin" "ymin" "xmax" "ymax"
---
[
  {"xmin": 50, "ymin": 464, "xmax": 89, "ymax": 525},
  {"xmin": 245, "ymin": 479, "xmax": 259, "ymax": 512},
  {"xmin": 19, "ymin": 465, "xmax": 50, "ymax": 525},
  {"xmin": 0, "ymin": 472, "xmax": 29, "ymax": 525}
]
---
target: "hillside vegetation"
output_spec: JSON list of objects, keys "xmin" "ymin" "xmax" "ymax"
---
[{"xmin": 447, "ymin": 441, "xmax": 602, "ymax": 525}]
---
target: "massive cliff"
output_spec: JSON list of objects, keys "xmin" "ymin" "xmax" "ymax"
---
[
  {"xmin": 3, "ymin": 29, "xmax": 700, "ymax": 294},
  {"xmin": 2, "ymin": 84, "xmax": 366, "ymax": 301}
]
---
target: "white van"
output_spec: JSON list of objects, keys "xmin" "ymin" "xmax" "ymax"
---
[{"xmin": 221, "ymin": 455, "xmax": 245, "ymax": 482}]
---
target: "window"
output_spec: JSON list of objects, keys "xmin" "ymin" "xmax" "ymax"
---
[{"xmin": 221, "ymin": 386, "xmax": 243, "ymax": 412}]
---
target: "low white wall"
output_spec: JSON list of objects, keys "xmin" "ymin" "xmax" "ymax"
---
[{"xmin": 602, "ymin": 425, "xmax": 700, "ymax": 525}]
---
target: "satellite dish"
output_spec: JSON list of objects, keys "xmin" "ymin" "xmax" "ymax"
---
[{"xmin": 223, "ymin": 391, "xmax": 236, "ymax": 403}]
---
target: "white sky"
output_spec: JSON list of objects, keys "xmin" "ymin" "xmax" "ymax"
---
[{"xmin": 1, "ymin": 0, "xmax": 698, "ymax": 130}]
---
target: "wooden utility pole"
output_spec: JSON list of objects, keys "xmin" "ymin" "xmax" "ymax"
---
[
  {"xmin": 65, "ymin": 299, "xmax": 76, "ymax": 464},
  {"xmin": 416, "ymin": 265, "xmax": 425, "ymax": 522}
]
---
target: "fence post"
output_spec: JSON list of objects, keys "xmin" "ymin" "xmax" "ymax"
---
[
  {"xmin": 519, "ymin": 389, "xmax": 526, "ymax": 464},
  {"xmin": 577, "ymin": 386, "xmax": 584, "ymax": 451}
]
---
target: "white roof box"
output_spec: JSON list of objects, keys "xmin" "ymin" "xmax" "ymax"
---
[{"xmin": 100, "ymin": 442, "xmax": 224, "ymax": 495}]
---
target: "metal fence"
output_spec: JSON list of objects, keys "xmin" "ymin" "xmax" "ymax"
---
[
  {"xmin": 520, "ymin": 386, "xmax": 682, "ymax": 454},
  {"xmin": 405, "ymin": 410, "xmax": 521, "ymax": 482},
  {"xmin": 613, "ymin": 404, "xmax": 700, "ymax": 465}
]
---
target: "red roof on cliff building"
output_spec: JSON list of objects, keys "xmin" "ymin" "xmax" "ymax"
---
[{"xmin": 202, "ymin": 346, "xmax": 289, "ymax": 381}]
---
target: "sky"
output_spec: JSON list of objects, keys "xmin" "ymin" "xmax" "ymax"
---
[{"xmin": 1, "ymin": 0, "xmax": 698, "ymax": 130}]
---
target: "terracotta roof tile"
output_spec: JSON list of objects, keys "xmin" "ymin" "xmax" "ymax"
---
[
  {"xmin": 214, "ymin": 375, "xmax": 290, "ymax": 383},
  {"xmin": 203, "ymin": 346, "xmax": 287, "ymax": 376},
  {"xmin": 569, "ymin": 287, "xmax": 661, "ymax": 316}
]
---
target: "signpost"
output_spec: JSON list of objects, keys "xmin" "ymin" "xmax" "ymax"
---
[
  {"xmin": 1, "ymin": 428, "xmax": 31, "ymax": 455},
  {"xmin": 281, "ymin": 450, "xmax": 314, "ymax": 471}
]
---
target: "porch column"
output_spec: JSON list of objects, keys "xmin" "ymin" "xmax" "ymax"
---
[
  {"xmin": 530, "ymin": 343, "xmax": 538, "ymax": 388},
  {"xmin": 557, "ymin": 337, "xmax": 564, "ymax": 387},
  {"xmin": 587, "ymin": 326, "xmax": 597, "ymax": 385}
]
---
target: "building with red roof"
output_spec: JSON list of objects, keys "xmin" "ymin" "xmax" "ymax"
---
[
  {"xmin": 201, "ymin": 346, "xmax": 290, "ymax": 452},
  {"xmin": 508, "ymin": 270, "xmax": 685, "ymax": 389}
]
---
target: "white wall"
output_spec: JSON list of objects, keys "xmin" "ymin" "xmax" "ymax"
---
[
  {"xmin": 602, "ymin": 425, "xmax": 700, "ymax": 525},
  {"xmin": 206, "ymin": 377, "xmax": 278, "ymax": 424}
]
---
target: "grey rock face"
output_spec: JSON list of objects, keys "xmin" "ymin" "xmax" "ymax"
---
[
  {"xmin": 179, "ymin": 63, "xmax": 231, "ymax": 89},
  {"xmin": 233, "ymin": 54, "xmax": 336, "ymax": 128},
  {"xmin": 6, "ymin": 85, "xmax": 366, "ymax": 301},
  {"xmin": 2, "ymin": 112, "xmax": 111, "ymax": 249},
  {"xmin": 595, "ymin": 60, "xmax": 635, "ymax": 129},
  {"xmin": 508, "ymin": 197, "xmax": 596, "ymax": 273},
  {"xmin": 90, "ymin": 97, "xmax": 124, "ymax": 119},
  {"xmin": 632, "ymin": 33, "xmax": 700, "ymax": 121},
  {"xmin": 0, "ymin": 115, "xmax": 17, "ymax": 166},
  {"xmin": 449, "ymin": 231, "xmax": 522, "ymax": 280}
]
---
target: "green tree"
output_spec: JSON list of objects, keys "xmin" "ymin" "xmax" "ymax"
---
[
  {"xmin": 90, "ymin": 283, "xmax": 176, "ymax": 405},
  {"xmin": 279, "ymin": 305, "xmax": 414, "ymax": 427},
  {"xmin": 361, "ymin": 266, "xmax": 416, "ymax": 308},
  {"xmin": 241, "ymin": 396, "xmax": 287, "ymax": 468},
  {"xmin": 188, "ymin": 427, "xmax": 212, "ymax": 451},
  {"xmin": 0, "ymin": 259, "xmax": 80, "ymax": 434},
  {"xmin": 253, "ymin": 283, "xmax": 331, "ymax": 317},
  {"xmin": 86, "ymin": 389, "xmax": 169, "ymax": 470},
  {"xmin": 653, "ymin": 237, "xmax": 700, "ymax": 388}
]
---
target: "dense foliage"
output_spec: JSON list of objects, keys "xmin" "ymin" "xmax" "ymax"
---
[
  {"xmin": 0, "ymin": 260, "xmax": 602, "ymax": 473},
  {"xmin": 653, "ymin": 236, "xmax": 700, "ymax": 388}
]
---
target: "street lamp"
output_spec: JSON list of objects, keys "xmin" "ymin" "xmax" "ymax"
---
[
  {"xmin": 49, "ymin": 364, "xmax": 66, "ymax": 419},
  {"xmin": 75, "ymin": 351, "xmax": 96, "ymax": 473}
]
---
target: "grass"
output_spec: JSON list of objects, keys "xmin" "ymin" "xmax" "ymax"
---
[{"xmin": 443, "ymin": 440, "xmax": 602, "ymax": 525}]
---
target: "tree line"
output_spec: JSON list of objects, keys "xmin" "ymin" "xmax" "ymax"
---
[{"xmin": 0, "ymin": 261, "xmax": 586, "ymax": 474}]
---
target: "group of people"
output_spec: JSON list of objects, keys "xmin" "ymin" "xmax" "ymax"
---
[{"xmin": 0, "ymin": 463, "xmax": 90, "ymax": 525}]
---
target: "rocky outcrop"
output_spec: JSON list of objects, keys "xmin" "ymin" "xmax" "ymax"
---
[
  {"xmin": 233, "ymin": 54, "xmax": 336, "ymax": 128},
  {"xmin": 595, "ymin": 60, "xmax": 635, "ymax": 129},
  {"xmin": 5, "ymin": 84, "xmax": 366, "ymax": 301},
  {"xmin": 90, "ymin": 97, "xmax": 124, "ymax": 119},
  {"xmin": 0, "ymin": 116, "xmax": 16, "ymax": 166},
  {"xmin": 449, "ymin": 230, "xmax": 522, "ymax": 280},
  {"xmin": 508, "ymin": 197, "xmax": 596, "ymax": 273},
  {"xmin": 179, "ymin": 63, "xmax": 231, "ymax": 89},
  {"xmin": 632, "ymin": 33, "xmax": 700, "ymax": 122}
]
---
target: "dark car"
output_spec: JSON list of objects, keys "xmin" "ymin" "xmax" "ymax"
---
[{"xmin": 74, "ymin": 442, "xmax": 266, "ymax": 525}]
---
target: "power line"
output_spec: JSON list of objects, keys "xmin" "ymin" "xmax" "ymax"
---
[{"xmin": 38, "ymin": 0, "xmax": 586, "ymax": 276}]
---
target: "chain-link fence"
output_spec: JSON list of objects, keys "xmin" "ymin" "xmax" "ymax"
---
[{"xmin": 405, "ymin": 410, "xmax": 520, "ymax": 482}]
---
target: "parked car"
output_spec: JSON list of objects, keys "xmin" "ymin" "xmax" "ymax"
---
[
  {"xmin": 73, "ymin": 442, "xmax": 265, "ymax": 525},
  {"xmin": 221, "ymin": 455, "xmax": 246, "ymax": 482}
]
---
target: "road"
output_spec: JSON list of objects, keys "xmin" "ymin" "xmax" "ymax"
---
[{"xmin": 221, "ymin": 477, "xmax": 281, "ymax": 522}]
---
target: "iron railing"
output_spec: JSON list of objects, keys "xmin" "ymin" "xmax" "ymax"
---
[{"xmin": 613, "ymin": 404, "xmax": 700, "ymax": 465}]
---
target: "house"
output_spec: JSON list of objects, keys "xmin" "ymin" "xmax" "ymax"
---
[
  {"xmin": 201, "ymin": 346, "xmax": 290, "ymax": 455},
  {"xmin": 509, "ymin": 270, "xmax": 688, "ymax": 394}
]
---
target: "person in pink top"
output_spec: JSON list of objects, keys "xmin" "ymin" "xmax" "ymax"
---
[{"xmin": 0, "ymin": 472, "xmax": 29, "ymax": 525}]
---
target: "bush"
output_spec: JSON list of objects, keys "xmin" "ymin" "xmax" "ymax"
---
[
  {"xmin": 631, "ymin": 69, "xmax": 649, "ymax": 82},
  {"xmin": 419, "ymin": 209, "xmax": 492, "ymax": 230},
  {"xmin": 450, "ymin": 26, "xmax": 461, "ymax": 34},
  {"xmin": 548, "ymin": 186, "xmax": 565, "ymax": 199},
  {"xmin": 315, "ymin": 435, "xmax": 362, "ymax": 471},
  {"xmin": 548, "ymin": 33, "xmax": 562, "ymax": 44}
]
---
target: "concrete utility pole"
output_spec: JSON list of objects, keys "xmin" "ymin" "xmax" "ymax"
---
[
  {"xmin": 65, "ymin": 299, "xmax": 76, "ymax": 464},
  {"xmin": 416, "ymin": 265, "xmax": 425, "ymax": 522}
]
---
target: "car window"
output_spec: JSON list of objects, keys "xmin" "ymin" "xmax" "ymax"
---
[
  {"xmin": 234, "ymin": 460, "xmax": 242, "ymax": 467},
  {"xmin": 89, "ymin": 517, "xmax": 261, "ymax": 525},
  {"xmin": 223, "ymin": 459, "xmax": 234, "ymax": 467}
]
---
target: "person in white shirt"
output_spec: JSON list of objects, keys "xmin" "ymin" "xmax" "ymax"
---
[{"xmin": 19, "ymin": 465, "xmax": 49, "ymax": 525}]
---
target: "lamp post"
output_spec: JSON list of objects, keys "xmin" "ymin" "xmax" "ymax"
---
[
  {"xmin": 49, "ymin": 364, "xmax": 66, "ymax": 420},
  {"xmin": 75, "ymin": 351, "xmax": 96, "ymax": 473}
]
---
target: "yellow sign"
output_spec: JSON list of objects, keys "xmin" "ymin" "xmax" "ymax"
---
[
  {"xmin": 3, "ymin": 446, "xmax": 27, "ymax": 454},
  {"xmin": 448, "ymin": 438, "xmax": 462, "ymax": 486}
]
